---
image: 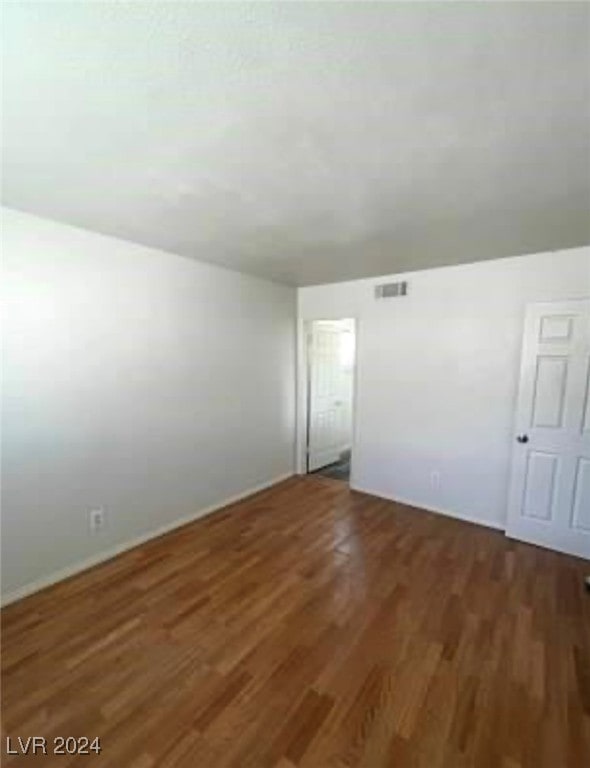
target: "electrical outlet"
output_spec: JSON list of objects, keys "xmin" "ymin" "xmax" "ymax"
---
[
  {"xmin": 430, "ymin": 470, "xmax": 441, "ymax": 491},
  {"xmin": 89, "ymin": 507, "xmax": 105, "ymax": 533}
]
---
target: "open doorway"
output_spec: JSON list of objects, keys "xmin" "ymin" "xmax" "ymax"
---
[{"xmin": 306, "ymin": 319, "xmax": 356, "ymax": 482}]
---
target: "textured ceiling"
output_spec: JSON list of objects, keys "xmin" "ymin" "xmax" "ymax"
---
[{"xmin": 2, "ymin": 2, "xmax": 589, "ymax": 286}]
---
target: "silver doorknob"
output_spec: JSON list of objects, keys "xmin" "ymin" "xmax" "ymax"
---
[{"xmin": 516, "ymin": 434, "xmax": 529, "ymax": 444}]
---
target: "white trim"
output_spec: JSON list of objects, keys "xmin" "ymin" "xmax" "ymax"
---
[
  {"xmin": 350, "ymin": 484, "xmax": 506, "ymax": 532},
  {"xmin": 1, "ymin": 472, "xmax": 294, "ymax": 607}
]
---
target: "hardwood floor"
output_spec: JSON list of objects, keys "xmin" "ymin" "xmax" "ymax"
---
[{"xmin": 2, "ymin": 476, "xmax": 589, "ymax": 767}]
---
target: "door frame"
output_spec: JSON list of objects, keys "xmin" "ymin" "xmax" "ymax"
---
[{"xmin": 296, "ymin": 317, "xmax": 360, "ymax": 482}]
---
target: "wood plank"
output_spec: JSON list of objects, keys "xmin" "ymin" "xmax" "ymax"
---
[{"xmin": 2, "ymin": 476, "xmax": 589, "ymax": 767}]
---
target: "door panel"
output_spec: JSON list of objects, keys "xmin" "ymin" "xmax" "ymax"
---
[
  {"xmin": 531, "ymin": 356, "xmax": 568, "ymax": 427},
  {"xmin": 522, "ymin": 451, "xmax": 558, "ymax": 520},
  {"xmin": 539, "ymin": 314, "xmax": 573, "ymax": 341},
  {"xmin": 583, "ymin": 364, "xmax": 590, "ymax": 432},
  {"xmin": 307, "ymin": 322, "xmax": 354, "ymax": 472},
  {"xmin": 506, "ymin": 299, "xmax": 590, "ymax": 559},
  {"xmin": 571, "ymin": 458, "xmax": 590, "ymax": 530}
]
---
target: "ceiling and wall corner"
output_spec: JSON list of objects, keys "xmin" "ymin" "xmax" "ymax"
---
[{"xmin": 2, "ymin": 1, "xmax": 589, "ymax": 286}]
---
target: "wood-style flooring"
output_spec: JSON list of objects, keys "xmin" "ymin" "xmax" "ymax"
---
[{"xmin": 2, "ymin": 476, "xmax": 589, "ymax": 767}]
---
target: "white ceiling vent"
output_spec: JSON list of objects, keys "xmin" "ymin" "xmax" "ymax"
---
[{"xmin": 375, "ymin": 281, "xmax": 408, "ymax": 299}]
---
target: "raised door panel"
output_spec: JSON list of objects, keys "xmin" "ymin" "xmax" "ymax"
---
[
  {"xmin": 571, "ymin": 458, "xmax": 590, "ymax": 531},
  {"xmin": 522, "ymin": 451, "xmax": 558, "ymax": 521},
  {"xmin": 582, "ymin": 362, "xmax": 590, "ymax": 435},
  {"xmin": 539, "ymin": 315, "xmax": 574, "ymax": 342},
  {"xmin": 531, "ymin": 356, "xmax": 568, "ymax": 428}
]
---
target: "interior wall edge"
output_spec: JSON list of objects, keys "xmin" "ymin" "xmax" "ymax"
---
[{"xmin": 351, "ymin": 484, "xmax": 506, "ymax": 533}]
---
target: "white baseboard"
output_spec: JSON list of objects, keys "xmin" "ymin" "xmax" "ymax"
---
[
  {"xmin": 1, "ymin": 472, "xmax": 294, "ymax": 608},
  {"xmin": 350, "ymin": 484, "xmax": 506, "ymax": 532}
]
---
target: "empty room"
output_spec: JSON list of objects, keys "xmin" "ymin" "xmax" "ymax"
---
[{"xmin": 1, "ymin": 2, "xmax": 590, "ymax": 767}]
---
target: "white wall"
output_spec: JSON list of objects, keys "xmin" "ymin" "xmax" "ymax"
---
[
  {"xmin": 298, "ymin": 248, "xmax": 590, "ymax": 529},
  {"xmin": 1, "ymin": 208, "xmax": 296, "ymax": 601}
]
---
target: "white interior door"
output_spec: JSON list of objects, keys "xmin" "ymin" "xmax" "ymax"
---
[
  {"xmin": 506, "ymin": 299, "xmax": 590, "ymax": 559},
  {"xmin": 307, "ymin": 322, "xmax": 354, "ymax": 472}
]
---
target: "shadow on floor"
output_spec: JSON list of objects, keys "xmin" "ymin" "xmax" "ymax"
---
[{"xmin": 312, "ymin": 452, "xmax": 351, "ymax": 482}]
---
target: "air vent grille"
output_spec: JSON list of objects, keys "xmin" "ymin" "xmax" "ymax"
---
[{"xmin": 375, "ymin": 281, "xmax": 408, "ymax": 299}]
